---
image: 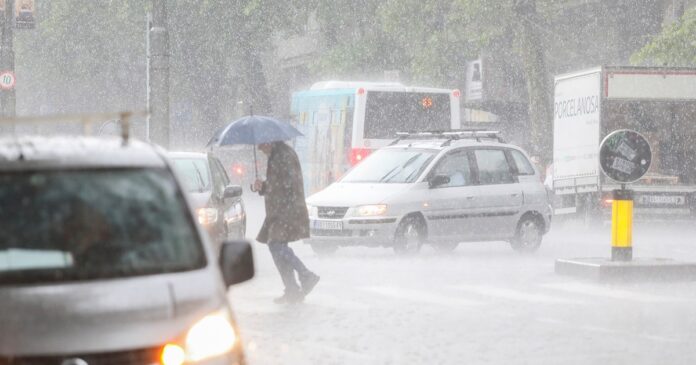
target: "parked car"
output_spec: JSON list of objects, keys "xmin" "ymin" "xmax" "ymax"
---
[
  {"xmin": 168, "ymin": 152, "xmax": 247, "ymax": 245},
  {"xmin": 305, "ymin": 131, "xmax": 552, "ymax": 255},
  {"xmin": 0, "ymin": 135, "xmax": 254, "ymax": 365}
]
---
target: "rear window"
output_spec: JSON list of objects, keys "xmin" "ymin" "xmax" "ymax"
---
[
  {"xmin": 363, "ymin": 91, "xmax": 451, "ymax": 139},
  {"xmin": 510, "ymin": 150, "xmax": 535, "ymax": 175},
  {"xmin": 0, "ymin": 169, "xmax": 206, "ymax": 284}
]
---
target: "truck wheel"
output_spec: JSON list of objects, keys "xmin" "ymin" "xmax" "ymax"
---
[
  {"xmin": 510, "ymin": 216, "xmax": 543, "ymax": 253},
  {"xmin": 393, "ymin": 216, "xmax": 425, "ymax": 255},
  {"xmin": 310, "ymin": 243, "xmax": 338, "ymax": 256}
]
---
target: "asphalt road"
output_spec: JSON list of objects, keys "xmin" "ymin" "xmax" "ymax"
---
[{"xmin": 230, "ymin": 193, "xmax": 696, "ymax": 365}]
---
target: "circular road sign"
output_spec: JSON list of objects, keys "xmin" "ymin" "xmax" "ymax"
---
[
  {"xmin": 599, "ymin": 129, "xmax": 652, "ymax": 183},
  {"xmin": 0, "ymin": 71, "xmax": 16, "ymax": 90}
]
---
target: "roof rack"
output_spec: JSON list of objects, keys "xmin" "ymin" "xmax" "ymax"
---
[
  {"xmin": 390, "ymin": 129, "xmax": 505, "ymax": 146},
  {"xmin": 0, "ymin": 111, "xmax": 148, "ymax": 145}
]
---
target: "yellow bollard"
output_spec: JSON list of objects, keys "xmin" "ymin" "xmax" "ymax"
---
[{"xmin": 611, "ymin": 189, "xmax": 633, "ymax": 261}]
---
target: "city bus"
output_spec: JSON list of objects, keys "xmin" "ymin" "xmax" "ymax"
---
[{"xmin": 290, "ymin": 81, "xmax": 461, "ymax": 194}]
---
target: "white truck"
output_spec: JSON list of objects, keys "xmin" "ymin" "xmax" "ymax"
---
[{"xmin": 552, "ymin": 66, "xmax": 696, "ymax": 222}]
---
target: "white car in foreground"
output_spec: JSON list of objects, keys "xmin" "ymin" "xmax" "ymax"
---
[{"xmin": 306, "ymin": 131, "xmax": 552, "ymax": 255}]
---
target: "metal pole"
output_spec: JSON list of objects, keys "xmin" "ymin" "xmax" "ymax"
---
[
  {"xmin": 611, "ymin": 188, "xmax": 633, "ymax": 261},
  {"xmin": 147, "ymin": 0, "xmax": 170, "ymax": 148},
  {"xmin": 1, "ymin": 0, "xmax": 16, "ymax": 119}
]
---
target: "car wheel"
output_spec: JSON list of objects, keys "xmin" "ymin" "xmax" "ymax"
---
[
  {"xmin": 310, "ymin": 243, "xmax": 339, "ymax": 256},
  {"xmin": 510, "ymin": 216, "xmax": 543, "ymax": 253},
  {"xmin": 433, "ymin": 241, "xmax": 459, "ymax": 252},
  {"xmin": 393, "ymin": 216, "xmax": 425, "ymax": 255}
]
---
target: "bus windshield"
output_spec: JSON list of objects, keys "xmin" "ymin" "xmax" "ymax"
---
[{"xmin": 364, "ymin": 91, "xmax": 451, "ymax": 139}]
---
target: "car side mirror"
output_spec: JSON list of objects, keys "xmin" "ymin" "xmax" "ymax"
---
[
  {"xmin": 223, "ymin": 185, "xmax": 243, "ymax": 199},
  {"xmin": 429, "ymin": 174, "xmax": 450, "ymax": 188},
  {"xmin": 219, "ymin": 240, "xmax": 255, "ymax": 287}
]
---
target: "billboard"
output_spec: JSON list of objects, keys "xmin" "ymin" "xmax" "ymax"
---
[
  {"xmin": 465, "ymin": 58, "xmax": 483, "ymax": 101},
  {"xmin": 15, "ymin": 0, "xmax": 35, "ymax": 29}
]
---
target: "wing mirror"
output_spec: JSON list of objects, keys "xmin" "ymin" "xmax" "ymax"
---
[
  {"xmin": 223, "ymin": 185, "xmax": 243, "ymax": 199},
  {"xmin": 219, "ymin": 240, "xmax": 255, "ymax": 287},
  {"xmin": 428, "ymin": 175, "xmax": 450, "ymax": 188}
]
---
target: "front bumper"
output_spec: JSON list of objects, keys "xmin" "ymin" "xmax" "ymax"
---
[{"xmin": 306, "ymin": 216, "xmax": 399, "ymax": 247}]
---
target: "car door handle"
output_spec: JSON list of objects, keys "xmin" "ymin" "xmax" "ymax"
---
[
  {"xmin": 511, "ymin": 193, "xmax": 520, "ymax": 197},
  {"xmin": 466, "ymin": 196, "xmax": 475, "ymax": 200}
]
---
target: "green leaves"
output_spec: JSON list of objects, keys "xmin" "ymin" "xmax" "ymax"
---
[{"xmin": 631, "ymin": 7, "xmax": 696, "ymax": 66}]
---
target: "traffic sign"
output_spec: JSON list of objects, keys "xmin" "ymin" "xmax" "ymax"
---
[
  {"xmin": 599, "ymin": 129, "xmax": 651, "ymax": 183},
  {"xmin": 0, "ymin": 70, "xmax": 16, "ymax": 90}
]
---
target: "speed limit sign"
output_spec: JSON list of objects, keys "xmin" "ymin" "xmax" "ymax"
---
[{"xmin": 0, "ymin": 71, "xmax": 16, "ymax": 90}]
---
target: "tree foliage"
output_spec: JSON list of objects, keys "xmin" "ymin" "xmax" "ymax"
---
[{"xmin": 631, "ymin": 7, "xmax": 696, "ymax": 66}]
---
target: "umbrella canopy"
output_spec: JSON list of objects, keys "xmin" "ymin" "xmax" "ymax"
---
[
  {"xmin": 206, "ymin": 115, "xmax": 303, "ymax": 182},
  {"xmin": 207, "ymin": 115, "xmax": 302, "ymax": 147}
]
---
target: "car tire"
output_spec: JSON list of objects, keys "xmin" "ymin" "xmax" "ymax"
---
[
  {"xmin": 433, "ymin": 241, "xmax": 459, "ymax": 252},
  {"xmin": 393, "ymin": 216, "xmax": 425, "ymax": 255},
  {"xmin": 310, "ymin": 243, "xmax": 339, "ymax": 256},
  {"xmin": 510, "ymin": 215, "xmax": 543, "ymax": 253}
]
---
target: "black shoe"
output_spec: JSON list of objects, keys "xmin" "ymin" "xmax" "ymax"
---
[
  {"xmin": 273, "ymin": 291, "xmax": 304, "ymax": 304},
  {"xmin": 301, "ymin": 272, "xmax": 320, "ymax": 296}
]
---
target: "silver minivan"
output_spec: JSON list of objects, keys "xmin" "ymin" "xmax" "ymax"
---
[
  {"xmin": 0, "ymin": 135, "xmax": 253, "ymax": 365},
  {"xmin": 306, "ymin": 131, "xmax": 552, "ymax": 255}
]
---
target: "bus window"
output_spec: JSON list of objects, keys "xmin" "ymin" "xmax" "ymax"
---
[{"xmin": 363, "ymin": 91, "xmax": 451, "ymax": 139}]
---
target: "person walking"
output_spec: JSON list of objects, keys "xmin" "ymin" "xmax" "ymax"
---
[{"xmin": 253, "ymin": 141, "xmax": 320, "ymax": 304}]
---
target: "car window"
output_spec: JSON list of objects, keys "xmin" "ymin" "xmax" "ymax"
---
[
  {"xmin": 474, "ymin": 149, "xmax": 515, "ymax": 185},
  {"xmin": 431, "ymin": 151, "xmax": 472, "ymax": 187},
  {"xmin": 170, "ymin": 157, "xmax": 211, "ymax": 193},
  {"xmin": 209, "ymin": 157, "xmax": 226, "ymax": 194},
  {"xmin": 510, "ymin": 150, "xmax": 535, "ymax": 175},
  {"xmin": 214, "ymin": 158, "xmax": 231, "ymax": 185},
  {"xmin": 0, "ymin": 169, "xmax": 206, "ymax": 285},
  {"xmin": 341, "ymin": 148, "xmax": 436, "ymax": 183}
]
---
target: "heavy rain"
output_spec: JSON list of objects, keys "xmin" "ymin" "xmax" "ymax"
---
[{"xmin": 1, "ymin": 1, "xmax": 696, "ymax": 364}]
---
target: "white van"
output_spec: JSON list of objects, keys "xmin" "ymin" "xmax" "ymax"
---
[
  {"xmin": 0, "ymin": 135, "xmax": 253, "ymax": 365},
  {"xmin": 305, "ymin": 131, "xmax": 552, "ymax": 255}
]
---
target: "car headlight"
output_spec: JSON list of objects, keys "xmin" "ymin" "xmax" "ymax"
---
[
  {"xmin": 356, "ymin": 204, "xmax": 387, "ymax": 216},
  {"xmin": 197, "ymin": 208, "xmax": 218, "ymax": 226},
  {"xmin": 307, "ymin": 204, "xmax": 318, "ymax": 218},
  {"xmin": 161, "ymin": 309, "xmax": 237, "ymax": 365}
]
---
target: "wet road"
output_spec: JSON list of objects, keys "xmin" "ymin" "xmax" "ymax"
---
[{"xmin": 230, "ymin": 194, "xmax": 696, "ymax": 365}]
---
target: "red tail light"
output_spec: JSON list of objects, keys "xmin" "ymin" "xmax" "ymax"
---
[
  {"xmin": 452, "ymin": 89, "xmax": 461, "ymax": 98},
  {"xmin": 349, "ymin": 148, "xmax": 372, "ymax": 166},
  {"xmin": 232, "ymin": 164, "xmax": 245, "ymax": 176}
]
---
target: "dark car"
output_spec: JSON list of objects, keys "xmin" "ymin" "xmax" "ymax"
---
[{"xmin": 169, "ymin": 152, "xmax": 246, "ymax": 244}]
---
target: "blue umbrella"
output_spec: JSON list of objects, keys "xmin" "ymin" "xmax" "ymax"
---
[{"xmin": 207, "ymin": 115, "xmax": 303, "ymax": 179}]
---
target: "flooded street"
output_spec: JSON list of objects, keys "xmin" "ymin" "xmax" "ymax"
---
[{"xmin": 233, "ymin": 194, "xmax": 696, "ymax": 365}]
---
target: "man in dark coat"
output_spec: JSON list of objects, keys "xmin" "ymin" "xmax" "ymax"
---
[{"xmin": 253, "ymin": 141, "xmax": 320, "ymax": 304}]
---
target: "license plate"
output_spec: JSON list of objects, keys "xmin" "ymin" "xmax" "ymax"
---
[
  {"xmin": 312, "ymin": 220, "xmax": 343, "ymax": 230},
  {"xmin": 638, "ymin": 195, "xmax": 686, "ymax": 205}
]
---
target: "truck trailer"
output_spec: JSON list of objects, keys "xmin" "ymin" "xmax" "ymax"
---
[{"xmin": 552, "ymin": 66, "xmax": 696, "ymax": 222}]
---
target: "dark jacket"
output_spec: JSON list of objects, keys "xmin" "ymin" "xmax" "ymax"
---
[{"xmin": 256, "ymin": 142, "xmax": 310, "ymax": 243}]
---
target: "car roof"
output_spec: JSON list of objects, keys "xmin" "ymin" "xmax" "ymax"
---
[
  {"xmin": 385, "ymin": 138, "xmax": 520, "ymax": 151},
  {"xmin": 168, "ymin": 151, "xmax": 208, "ymax": 160},
  {"xmin": 0, "ymin": 135, "xmax": 167, "ymax": 171}
]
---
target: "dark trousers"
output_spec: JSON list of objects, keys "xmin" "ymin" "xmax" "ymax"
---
[{"xmin": 268, "ymin": 241, "xmax": 311, "ymax": 293}]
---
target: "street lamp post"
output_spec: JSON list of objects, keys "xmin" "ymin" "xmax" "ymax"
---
[{"xmin": 147, "ymin": 0, "xmax": 170, "ymax": 148}]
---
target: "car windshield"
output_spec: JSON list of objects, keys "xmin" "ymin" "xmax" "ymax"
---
[
  {"xmin": 170, "ymin": 157, "xmax": 211, "ymax": 192},
  {"xmin": 0, "ymin": 169, "xmax": 206, "ymax": 284},
  {"xmin": 341, "ymin": 148, "xmax": 436, "ymax": 183}
]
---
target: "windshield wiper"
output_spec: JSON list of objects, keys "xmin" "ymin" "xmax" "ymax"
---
[
  {"xmin": 380, "ymin": 154, "xmax": 423, "ymax": 183},
  {"xmin": 193, "ymin": 165, "xmax": 206, "ymax": 192}
]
